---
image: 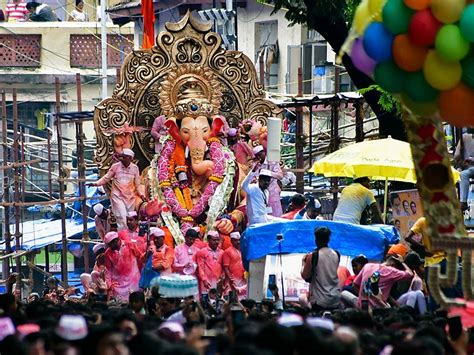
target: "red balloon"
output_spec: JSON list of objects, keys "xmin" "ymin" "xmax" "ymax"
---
[
  {"xmin": 439, "ymin": 84, "xmax": 474, "ymax": 127},
  {"xmin": 408, "ymin": 9, "xmax": 442, "ymax": 46}
]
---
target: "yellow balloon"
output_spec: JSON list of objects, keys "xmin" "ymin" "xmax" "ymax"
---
[
  {"xmin": 431, "ymin": 0, "xmax": 466, "ymax": 24},
  {"xmin": 423, "ymin": 50, "xmax": 462, "ymax": 90},
  {"xmin": 368, "ymin": 0, "xmax": 387, "ymax": 21},
  {"xmin": 354, "ymin": 1, "xmax": 372, "ymax": 34}
]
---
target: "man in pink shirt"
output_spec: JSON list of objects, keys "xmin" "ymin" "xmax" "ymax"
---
[
  {"xmin": 222, "ymin": 231, "xmax": 247, "ymax": 299},
  {"xmin": 149, "ymin": 227, "xmax": 174, "ymax": 276},
  {"xmin": 353, "ymin": 255, "xmax": 413, "ymax": 309},
  {"xmin": 195, "ymin": 231, "xmax": 224, "ymax": 294},
  {"xmin": 90, "ymin": 149, "xmax": 146, "ymax": 230},
  {"xmin": 173, "ymin": 228, "xmax": 198, "ymax": 275},
  {"xmin": 118, "ymin": 211, "xmax": 147, "ymax": 255},
  {"xmin": 103, "ymin": 231, "xmax": 143, "ymax": 302}
]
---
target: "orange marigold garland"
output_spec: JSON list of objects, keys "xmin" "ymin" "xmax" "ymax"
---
[{"xmin": 183, "ymin": 187, "xmax": 193, "ymax": 210}]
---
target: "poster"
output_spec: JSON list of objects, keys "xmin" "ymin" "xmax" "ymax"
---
[
  {"xmin": 260, "ymin": 254, "xmax": 353, "ymax": 301},
  {"xmin": 390, "ymin": 189, "xmax": 423, "ymax": 236}
]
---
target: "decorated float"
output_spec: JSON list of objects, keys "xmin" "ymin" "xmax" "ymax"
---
[{"xmin": 93, "ymin": 12, "xmax": 280, "ymax": 243}]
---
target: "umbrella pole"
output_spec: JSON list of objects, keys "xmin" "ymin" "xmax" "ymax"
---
[{"xmin": 383, "ymin": 178, "xmax": 388, "ymax": 223}]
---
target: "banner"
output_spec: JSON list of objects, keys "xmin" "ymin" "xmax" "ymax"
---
[{"xmin": 390, "ymin": 189, "xmax": 423, "ymax": 236}]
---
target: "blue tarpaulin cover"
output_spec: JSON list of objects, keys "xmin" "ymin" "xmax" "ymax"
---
[{"xmin": 241, "ymin": 220, "xmax": 399, "ymax": 262}]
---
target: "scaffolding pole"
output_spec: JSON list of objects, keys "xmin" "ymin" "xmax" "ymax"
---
[
  {"xmin": 12, "ymin": 89, "xmax": 22, "ymax": 288},
  {"xmin": 76, "ymin": 73, "xmax": 90, "ymax": 273},
  {"xmin": 55, "ymin": 78, "xmax": 69, "ymax": 287},
  {"xmin": 1, "ymin": 91, "xmax": 11, "ymax": 279}
]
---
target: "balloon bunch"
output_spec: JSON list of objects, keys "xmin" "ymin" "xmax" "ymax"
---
[{"xmin": 348, "ymin": 0, "xmax": 474, "ymax": 126}]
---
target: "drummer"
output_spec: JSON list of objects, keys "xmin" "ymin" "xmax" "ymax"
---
[{"xmin": 173, "ymin": 228, "xmax": 198, "ymax": 275}]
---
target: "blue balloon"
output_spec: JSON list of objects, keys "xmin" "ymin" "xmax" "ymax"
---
[{"xmin": 363, "ymin": 22, "xmax": 394, "ymax": 62}]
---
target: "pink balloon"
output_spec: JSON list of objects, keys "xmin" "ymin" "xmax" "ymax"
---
[{"xmin": 351, "ymin": 38, "xmax": 376, "ymax": 76}]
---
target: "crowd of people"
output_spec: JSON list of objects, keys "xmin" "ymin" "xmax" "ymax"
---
[{"xmin": 0, "ymin": 224, "xmax": 471, "ymax": 355}]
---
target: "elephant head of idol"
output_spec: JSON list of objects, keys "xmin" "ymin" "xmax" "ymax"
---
[{"xmin": 159, "ymin": 64, "xmax": 224, "ymax": 177}]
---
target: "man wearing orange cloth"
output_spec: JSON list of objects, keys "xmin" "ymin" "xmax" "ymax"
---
[
  {"xmin": 195, "ymin": 231, "xmax": 224, "ymax": 294},
  {"xmin": 90, "ymin": 149, "xmax": 146, "ymax": 229},
  {"xmin": 222, "ymin": 231, "xmax": 247, "ymax": 299},
  {"xmin": 149, "ymin": 227, "xmax": 174, "ymax": 276}
]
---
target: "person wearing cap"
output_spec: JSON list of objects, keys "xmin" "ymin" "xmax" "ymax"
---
[
  {"xmin": 242, "ymin": 166, "xmax": 275, "ymax": 225},
  {"xmin": 93, "ymin": 203, "xmax": 111, "ymax": 241},
  {"xmin": 89, "ymin": 149, "xmax": 146, "ymax": 229},
  {"xmin": 294, "ymin": 197, "xmax": 324, "ymax": 220},
  {"xmin": 251, "ymin": 145, "xmax": 283, "ymax": 217},
  {"xmin": 148, "ymin": 227, "xmax": 174, "ymax": 276},
  {"xmin": 118, "ymin": 211, "xmax": 147, "ymax": 257},
  {"xmin": 222, "ymin": 231, "xmax": 246, "ymax": 298},
  {"xmin": 173, "ymin": 228, "xmax": 198, "ymax": 275},
  {"xmin": 195, "ymin": 231, "xmax": 224, "ymax": 294},
  {"xmin": 332, "ymin": 177, "xmax": 383, "ymax": 225},
  {"xmin": 103, "ymin": 231, "xmax": 143, "ymax": 301}
]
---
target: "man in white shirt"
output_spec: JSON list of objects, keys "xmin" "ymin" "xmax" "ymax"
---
[{"xmin": 242, "ymin": 168, "xmax": 273, "ymax": 225}]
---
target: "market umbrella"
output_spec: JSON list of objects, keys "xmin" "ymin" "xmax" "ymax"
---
[{"xmin": 309, "ymin": 137, "xmax": 460, "ymax": 220}]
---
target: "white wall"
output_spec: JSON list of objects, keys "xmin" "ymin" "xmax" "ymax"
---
[{"xmin": 237, "ymin": 1, "xmax": 303, "ymax": 95}]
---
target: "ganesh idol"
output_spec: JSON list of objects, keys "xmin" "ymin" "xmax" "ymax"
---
[{"xmin": 141, "ymin": 64, "xmax": 241, "ymax": 241}]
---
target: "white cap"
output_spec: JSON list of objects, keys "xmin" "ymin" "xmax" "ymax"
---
[
  {"xmin": 277, "ymin": 313, "xmax": 304, "ymax": 327},
  {"xmin": 104, "ymin": 231, "xmax": 119, "ymax": 244},
  {"xmin": 92, "ymin": 243, "xmax": 106, "ymax": 254},
  {"xmin": 127, "ymin": 211, "xmax": 138, "ymax": 218},
  {"xmin": 230, "ymin": 232, "xmax": 241, "ymax": 240},
  {"xmin": 252, "ymin": 145, "xmax": 264, "ymax": 154},
  {"xmin": 122, "ymin": 148, "xmax": 134, "ymax": 157},
  {"xmin": 93, "ymin": 203, "xmax": 104, "ymax": 215},
  {"xmin": 314, "ymin": 199, "xmax": 322, "ymax": 209},
  {"xmin": 306, "ymin": 317, "xmax": 335, "ymax": 331},
  {"xmin": 149, "ymin": 227, "xmax": 165, "ymax": 237},
  {"xmin": 55, "ymin": 315, "xmax": 88, "ymax": 341},
  {"xmin": 259, "ymin": 169, "xmax": 272, "ymax": 177},
  {"xmin": 207, "ymin": 230, "xmax": 219, "ymax": 238}
]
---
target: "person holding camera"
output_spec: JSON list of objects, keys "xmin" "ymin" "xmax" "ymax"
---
[{"xmin": 301, "ymin": 227, "xmax": 341, "ymax": 313}]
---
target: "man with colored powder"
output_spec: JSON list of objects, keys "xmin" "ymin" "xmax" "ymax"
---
[
  {"xmin": 222, "ymin": 231, "xmax": 247, "ymax": 299},
  {"xmin": 103, "ymin": 231, "xmax": 143, "ymax": 302},
  {"xmin": 195, "ymin": 231, "xmax": 224, "ymax": 294},
  {"xmin": 173, "ymin": 228, "xmax": 198, "ymax": 275}
]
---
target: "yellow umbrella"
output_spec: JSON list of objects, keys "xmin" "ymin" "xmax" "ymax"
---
[
  {"xmin": 309, "ymin": 137, "xmax": 460, "ymax": 183},
  {"xmin": 309, "ymin": 137, "xmax": 460, "ymax": 221}
]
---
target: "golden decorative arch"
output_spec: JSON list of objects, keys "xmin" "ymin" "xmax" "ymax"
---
[{"xmin": 93, "ymin": 11, "xmax": 281, "ymax": 174}]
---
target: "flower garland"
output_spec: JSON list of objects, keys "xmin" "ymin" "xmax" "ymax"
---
[{"xmin": 157, "ymin": 136, "xmax": 227, "ymax": 228}]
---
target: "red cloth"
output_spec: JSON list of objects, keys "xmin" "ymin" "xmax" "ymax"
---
[
  {"xmin": 281, "ymin": 209, "xmax": 303, "ymax": 220},
  {"xmin": 141, "ymin": 0, "xmax": 155, "ymax": 49}
]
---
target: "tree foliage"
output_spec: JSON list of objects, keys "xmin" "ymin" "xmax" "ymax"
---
[{"xmin": 271, "ymin": 0, "xmax": 406, "ymax": 140}]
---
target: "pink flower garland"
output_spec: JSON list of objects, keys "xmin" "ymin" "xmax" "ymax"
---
[{"xmin": 157, "ymin": 137, "xmax": 226, "ymax": 222}]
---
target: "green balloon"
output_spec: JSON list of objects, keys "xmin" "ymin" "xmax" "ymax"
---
[
  {"xmin": 374, "ymin": 61, "xmax": 406, "ymax": 93},
  {"xmin": 404, "ymin": 71, "xmax": 439, "ymax": 102},
  {"xmin": 460, "ymin": 4, "xmax": 474, "ymax": 42},
  {"xmin": 462, "ymin": 54, "xmax": 474, "ymax": 89},
  {"xmin": 382, "ymin": 0, "xmax": 414, "ymax": 35},
  {"xmin": 435, "ymin": 25, "xmax": 470, "ymax": 62}
]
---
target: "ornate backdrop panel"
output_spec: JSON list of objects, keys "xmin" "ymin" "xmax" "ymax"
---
[{"xmin": 93, "ymin": 11, "xmax": 281, "ymax": 174}]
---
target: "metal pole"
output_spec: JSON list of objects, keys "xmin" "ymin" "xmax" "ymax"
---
[
  {"xmin": 309, "ymin": 102, "xmax": 313, "ymax": 187},
  {"xmin": 47, "ymin": 128, "xmax": 53, "ymax": 198},
  {"xmin": 295, "ymin": 67, "xmax": 304, "ymax": 193},
  {"xmin": 55, "ymin": 78, "xmax": 68, "ymax": 287},
  {"xmin": 259, "ymin": 54, "xmax": 265, "ymax": 89},
  {"xmin": 12, "ymin": 89, "xmax": 21, "ymax": 288},
  {"xmin": 355, "ymin": 99, "xmax": 364, "ymax": 142},
  {"xmin": 100, "ymin": 0, "xmax": 108, "ymax": 99},
  {"xmin": 330, "ymin": 100, "xmax": 340, "ymax": 211},
  {"xmin": 1, "ymin": 91, "xmax": 11, "ymax": 279},
  {"xmin": 76, "ymin": 73, "xmax": 90, "ymax": 273}
]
